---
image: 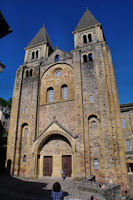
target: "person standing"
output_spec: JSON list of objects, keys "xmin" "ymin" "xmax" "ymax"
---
[
  {"xmin": 61, "ymin": 169, "xmax": 65, "ymax": 180},
  {"xmin": 51, "ymin": 182, "xmax": 63, "ymax": 200}
]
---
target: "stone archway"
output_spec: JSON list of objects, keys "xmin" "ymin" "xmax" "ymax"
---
[{"xmin": 37, "ymin": 134, "xmax": 72, "ymax": 177}]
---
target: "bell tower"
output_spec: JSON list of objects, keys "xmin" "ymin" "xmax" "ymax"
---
[
  {"xmin": 24, "ymin": 25, "xmax": 54, "ymax": 63},
  {"xmin": 72, "ymin": 8, "xmax": 129, "ymax": 193},
  {"xmin": 73, "ymin": 8, "xmax": 105, "ymax": 49}
]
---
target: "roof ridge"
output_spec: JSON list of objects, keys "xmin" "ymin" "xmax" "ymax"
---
[
  {"xmin": 74, "ymin": 8, "xmax": 100, "ymax": 33},
  {"xmin": 27, "ymin": 25, "xmax": 53, "ymax": 49}
]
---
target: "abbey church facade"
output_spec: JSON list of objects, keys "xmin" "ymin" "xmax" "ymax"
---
[{"xmin": 7, "ymin": 9, "xmax": 133, "ymax": 192}]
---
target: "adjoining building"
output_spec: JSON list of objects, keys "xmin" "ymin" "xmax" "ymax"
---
[
  {"xmin": 0, "ymin": 106, "xmax": 10, "ymax": 171},
  {"xmin": 0, "ymin": 106, "xmax": 10, "ymax": 132},
  {"xmin": 120, "ymin": 103, "xmax": 133, "ymax": 174},
  {"xmin": 7, "ymin": 9, "xmax": 132, "ymax": 194}
]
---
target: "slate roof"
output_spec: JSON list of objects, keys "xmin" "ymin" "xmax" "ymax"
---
[
  {"xmin": 27, "ymin": 25, "xmax": 53, "ymax": 49},
  {"xmin": 120, "ymin": 103, "xmax": 133, "ymax": 112},
  {"xmin": 74, "ymin": 8, "xmax": 100, "ymax": 33}
]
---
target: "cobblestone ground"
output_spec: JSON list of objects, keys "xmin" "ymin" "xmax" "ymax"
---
[
  {"xmin": 0, "ymin": 173, "xmax": 92, "ymax": 200},
  {"xmin": 0, "ymin": 173, "xmax": 133, "ymax": 200}
]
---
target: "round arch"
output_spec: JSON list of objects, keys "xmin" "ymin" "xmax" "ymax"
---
[
  {"xmin": 34, "ymin": 131, "xmax": 76, "ymax": 178},
  {"xmin": 41, "ymin": 62, "xmax": 73, "ymax": 80},
  {"xmin": 34, "ymin": 130, "xmax": 76, "ymax": 154}
]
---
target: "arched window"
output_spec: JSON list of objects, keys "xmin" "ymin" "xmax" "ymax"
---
[
  {"xmin": 26, "ymin": 70, "xmax": 29, "ymax": 77},
  {"xmin": 36, "ymin": 50, "xmax": 39, "ymax": 58},
  {"xmin": 23, "ymin": 155, "xmax": 27, "ymax": 163},
  {"xmin": 94, "ymin": 159, "xmax": 98, "ymax": 169},
  {"xmin": 89, "ymin": 95, "xmax": 94, "ymax": 103},
  {"xmin": 32, "ymin": 52, "xmax": 35, "ymax": 59},
  {"xmin": 92, "ymin": 121, "xmax": 97, "ymax": 130},
  {"xmin": 30, "ymin": 69, "xmax": 33, "ymax": 76},
  {"xmin": 88, "ymin": 115, "xmax": 98, "ymax": 121},
  {"xmin": 122, "ymin": 118, "xmax": 126, "ymax": 128},
  {"xmin": 83, "ymin": 35, "xmax": 87, "ymax": 43},
  {"xmin": 25, "ymin": 128, "xmax": 28, "ymax": 136},
  {"xmin": 47, "ymin": 87, "xmax": 54, "ymax": 102},
  {"xmin": 83, "ymin": 55, "xmax": 87, "ymax": 63},
  {"xmin": 88, "ymin": 115, "xmax": 98, "ymax": 134},
  {"xmin": 88, "ymin": 34, "xmax": 92, "ymax": 42},
  {"xmin": 88, "ymin": 53, "xmax": 93, "ymax": 61},
  {"xmin": 62, "ymin": 85, "xmax": 68, "ymax": 100},
  {"xmin": 24, "ymin": 106, "xmax": 28, "ymax": 113},
  {"xmin": 55, "ymin": 55, "xmax": 59, "ymax": 62},
  {"xmin": 126, "ymin": 140, "xmax": 130, "ymax": 151}
]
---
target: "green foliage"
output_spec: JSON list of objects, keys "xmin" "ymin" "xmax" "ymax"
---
[{"xmin": 0, "ymin": 97, "xmax": 12, "ymax": 108}]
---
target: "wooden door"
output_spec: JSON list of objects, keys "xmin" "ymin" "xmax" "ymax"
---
[
  {"xmin": 62, "ymin": 155, "xmax": 72, "ymax": 177},
  {"xmin": 43, "ymin": 156, "xmax": 52, "ymax": 176}
]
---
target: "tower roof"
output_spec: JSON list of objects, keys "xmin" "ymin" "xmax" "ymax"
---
[
  {"xmin": 27, "ymin": 25, "xmax": 53, "ymax": 49},
  {"xmin": 74, "ymin": 8, "xmax": 100, "ymax": 33}
]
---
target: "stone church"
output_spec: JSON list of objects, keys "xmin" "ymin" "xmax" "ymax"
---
[{"xmin": 7, "ymin": 9, "xmax": 133, "ymax": 193}]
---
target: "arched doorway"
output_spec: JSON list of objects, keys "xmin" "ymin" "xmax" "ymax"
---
[{"xmin": 37, "ymin": 134, "xmax": 72, "ymax": 178}]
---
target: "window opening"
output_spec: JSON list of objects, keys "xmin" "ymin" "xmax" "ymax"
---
[
  {"xmin": 62, "ymin": 85, "xmax": 68, "ymax": 100},
  {"xmin": 122, "ymin": 118, "xmax": 126, "ymax": 128},
  {"xmin": 92, "ymin": 121, "xmax": 97, "ymax": 130},
  {"xmin": 24, "ymin": 106, "xmax": 28, "ymax": 113},
  {"xmin": 126, "ymin": 140, "xmax": 130, "ymax": 151},
  {"xmin": 88, "ymin": 34, "xmax": 92, "ymax": 42},
  {"xmin": 36, "ymin": 50, "xmax": 39, "ymax": 58},
  {"xmin": 88, "ymin": 53, "xmax": 93, "ymax": 61},
  {"xmin": 55, "ymin": 70, "xmax": 61, "ymax": 77},
  {"xmin": 83, "ymin": 35, "xmax": 87, "ymax": 43},
  {"xmin": 55, "ymin": 55, "xmax": 59, "ymax": 62},
  {"xmin": 47, "ymin": 88, "xmax": 54, "ymax": 102},
  {"xmin": 25, "ymin": 128, "xmax": 28, "ymax": 136},
  {"xmin": 83, "ymin": 55, "xmax": 87, "ymax": 63},
  {"xmin": 26, "ymin": 70, "xmax": 29, "ymax": 77},
  {"xmin": 127, "ymin": 163, "xmax": 133, "ymax": 172},
  {"xmin": 30, "ymin": 69, "xmax": 33, "ymax": 76},
  {"xmin": 32, "ymin": 52, "xmax": 35, "ymax": 59},
  {"xmin": 89, "ymin": 95, "xmax": 94, "ymax": 103},
  {"xmin": 94, "ymin": 159, "xmax": 98, "ymax": 169},
  {"xmin": 23, "ymin": 155, "xmax": 27, "ymax": 163}
]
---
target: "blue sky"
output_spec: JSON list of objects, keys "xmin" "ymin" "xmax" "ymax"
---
[{"xmin": 0, "ymin": 0, "xmax": 133, "ymax": 104}]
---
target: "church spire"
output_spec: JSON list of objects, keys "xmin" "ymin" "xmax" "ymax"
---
[
  {"xmin": 24, "ymin": 25, "xmax": 54, "ymax": 63},
  {"xmin": 73, "ymin": 8, "xmax": 100, "ymax": 33},
  {"xmin": 27, "ymin": 25, "xmax": 53, "ymax": 50}
]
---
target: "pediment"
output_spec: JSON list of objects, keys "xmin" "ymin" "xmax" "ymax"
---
[
  {"xmin": 34, "ymin": 120, "xmax": 77, "ymax": 142},
  {"xmin": 45, "ymin": 48, "xmax": 72, "ymax": 64},
  {"xmin": 52, "ymin": 48, "xmax": 71, "ymax": 57}
]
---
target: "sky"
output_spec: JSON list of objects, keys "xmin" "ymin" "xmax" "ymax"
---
[{"xmin": 0, "ymin": 0, "xmax": 133, "ymax": 104}]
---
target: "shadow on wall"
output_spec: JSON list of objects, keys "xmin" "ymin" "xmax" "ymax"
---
[
  {"xmin": 0, "ymin": 120, "xmax": 7, "ymax": 173},
  {"xmin": 129, "ymin": 174, "xmax": 133, "ymax": 196},
  {"xmin": 0, "ymin": 172, "xmax": 69, "ymax": 200}
]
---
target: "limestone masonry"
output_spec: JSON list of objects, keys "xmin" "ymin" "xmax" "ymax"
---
[{"xmin": 6, "ymin": 9, "xmax": 133, "ymax": 194}]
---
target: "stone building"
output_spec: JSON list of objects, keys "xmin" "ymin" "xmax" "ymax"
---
[
  {"xmin": 7, "ymin": 9, "xmax": 131, "ymax": 193},
  {"xmin": 0, "ymin": 106, "xmax": 10, "ymax": 171},
  {"xmin": 120, "ymin": 103, "xmax": 133, "ymax": 174},
  {"xmin": 0, "ymin": 106, "xmax": 10, "ymax": 132}
]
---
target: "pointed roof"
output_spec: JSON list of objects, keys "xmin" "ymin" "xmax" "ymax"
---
[
  {"xmin": 74, "ymin": 8, "xmax": 100, "ymax": 33},
  {"xmin": 27, "ymin": 25, "xmax": 53, "ymax": 49}
]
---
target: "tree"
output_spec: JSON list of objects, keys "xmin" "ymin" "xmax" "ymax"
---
[{"xmin": 0, "ymin": 97, "xmax": 12, "ymax": 108}]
